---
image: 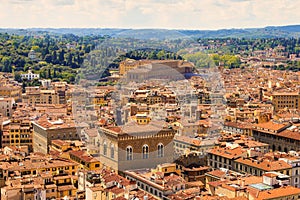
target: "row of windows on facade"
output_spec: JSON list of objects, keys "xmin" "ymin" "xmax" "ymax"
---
[
  {"xmin": 277, "ymin": 101, "xmax": 296, "ymax": 103},
  {"xmin": 8, "ymin": 139, "xmax": 32, "ymax": 143},
  {"xmin": 102, "ymin": 143, "xmax": 164, "ymax": 160},
  {"xmin": 0, "ymin": 104, "xmax": 10, "ymax": 109},
  {"xmin": 51, "ymin": 133, "xmax": 78, "ymax": 139},
  {"xmin": 9, "ymin": 134, "xmax": 31, "ymax": 138},
  {"xmin": 10, "ymin": 129, "xmax": 31, "ymax": 133},
  {"xmin": 209, "ymin": 160, "xmax": 290, "ymax": 176},
  {"xmin": 126, "ymin": 144, "xmax": 164, "ymax": 160}
]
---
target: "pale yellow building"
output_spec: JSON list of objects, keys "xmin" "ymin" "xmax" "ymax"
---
[
  {"xmin": 0, "ymin": 85, "xmax": 22, "ymax": 102},
  {"xmin": 1, "ymin": 118, "xmax": 33, "ymax": 152},
  {"xmin": 0, "ymin": 97, "xmax": 15, "ymax": 118},
  {"xmin": 119, "ymin": 59, "xmax": 151, "ymax": 75},
  {"xmin": 22, "ymin": 86, "xmax": 60, "ymax": 105},
  {"xmin": 271, "ymin": 92, "xmax": 300, "ymax": 111}
]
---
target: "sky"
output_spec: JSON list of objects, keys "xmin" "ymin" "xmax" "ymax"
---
[{"xmin": 0, "ymin": 0, "xmax": 299, "ymax": 30}]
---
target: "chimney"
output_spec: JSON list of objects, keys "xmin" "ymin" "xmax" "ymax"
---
[
  {"xmin": 237, "ymin": 178, "xmax": 241, "ymax": 186},
  {"xmin": 241, "ymin": 179, "xmax": 245, "ymax": 187},
  {"xmin": 259, "ymin": 88, "xmax": 263, "ymax": 102}
]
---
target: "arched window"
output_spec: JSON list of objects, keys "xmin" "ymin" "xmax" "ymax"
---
[
  {"xmin": 110, "ymin": 144, "xmax": 115, "ymax": 159},
  {"xmin": 158, "ymin": 143, "xmax": 164, "ymax": 158},
  {"xmin": 142, "ymin": 144, "xmax": 149, "ymax": 159},
  {"xmin": 126, "ymin": 146, "xmax": 133, "ymax": 160},
  {"xmin": 103, "ymin": 140, "xmax": 107, "ymax": 156}
]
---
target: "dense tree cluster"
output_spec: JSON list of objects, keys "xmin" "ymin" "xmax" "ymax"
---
[
  {"xmin": 198, "ymin": 38, "xmax": 300, "ymax": 56},
  {"xmin": 0, "ymin": 33, "xmax": 105, "ymax": 83},
  {"xmin": 1, "ymin": 32, "xmax": 300, "ymax": 85}
]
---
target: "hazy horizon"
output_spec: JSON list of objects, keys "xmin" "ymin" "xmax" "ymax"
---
[
  {"xmin": 1, "ymin": 0, "xmax": 299, "ymax": 30},
  {"xmin": 1, "ymin": 24, "xmax": 299, "ymax": 31}
]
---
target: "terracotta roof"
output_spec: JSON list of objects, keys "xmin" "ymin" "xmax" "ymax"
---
[
  {"xmin": 208, "ymin": 180, "xmax": 229, "ymax": 187},
  {"xmin": 174, "ymin": 135, "xmax": 201, "ymax": 146},
  {"xmin": 254, "ymin": 121, "xmax": 287, "ymax": 131},
  {"xmin": 69, "ymin": 150, "xmax": 98, "ymax": 163},
  {"xmin": 84, "ymin": 128, "xmax": 98, "ymax": 137},
  {"xmin": 235, "ymin": 157, "xmax": 292, "ymax": 171},
  {"xmin": 224, "ymin": 121, "xmax": 253, "ymax": 129},
  {"xmin": 105, "ymin": 186, "xmax": 124, "ymax": 195},
  {"xmin": 208, "ymin": 147, "xmax": 245, "ymax": 159},
  {"xmin": 255, "ymin": 186, "xmax": 300, "ymax": 200},
  {"xmin": 277, "ymin": 129, "xmax": 300, "ymax": 141},
  {"xmin": 2, "ymin": 158, "xmax": 77, "ymax": 172},
  {"xmin": 57, "ymin": 185, "xmax": 76, "ymax": 191},
  {"xmin": 206, "ymin": 170, "xmax": 226, "ymax": 178}
]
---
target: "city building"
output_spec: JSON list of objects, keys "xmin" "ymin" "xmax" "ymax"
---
[
  {"xmin": 271, "ymin": 92, "xmax": 300, "ymax": 111},
  {"xmin": 79, "ymin": 169, "xmax": 156, "ymax": 200},
  {"xmin": 124, "ymin": 163, "xmax": 186, "ymax": 199},
  {"xmin": 206, "ymin": 171, "xmax": 300, "ymax": 200},
  {"xmin": 69, "ymin": 150, "xmax": 102, "ymax": 171},
  {"xmin": 125, "ymin": 61, "xmax": 193, "ymax": 82},
  {"xmin": 28, "ymin": 50, "xmax": 37, "ymax": 60},
  {"xmin": 0, "ymin": 97, "xmax": 15, "ymax": 118},
  {"xmin": 0, "ymin": 157, "xmax": 79, "ymax": 200},
  {"xmin": 98, "ymin": 122, "xmax": 176, "ymax": 172},
  {"xmin": 1, "ymin": 118, "xmax": 33, "ymax": 152},
  {"xmin": 207, "ymin": 146, "xmax": 247, "ymax": 170},
  {"xmin": 223, "ymin": 121, "xmax": 253, "ymax": 136},
  {"xmin": 0, "ymin": 84, "xmax": 22, "ymax": 102},
  {"xmin": 21, "ymin": 70, "xmax": 40, "ymax": 81},
  {"xmin": 174, "ymin": 135, "xmax": 216, "ymax": 156},
  {"xmin": 52, "ymin": 82, "xmax": 68, "ymax": 104},
  {"xmin": 22, "ymin": 86, "xmax": 60, "ymax": 105},
  {"xmin": 252, "ymin": 121, "xmax": 300, "ymax": 152},
  {"xmin": 119, "ymin": 59, "xmax": 151, "ymax": 76},
  {"xmin": 233, "ymin": 157, "xmax": 292, "ymax": 177},
  {"xmin": 32, "ymin": 114, "xmax": 80, "ymax": 154},
  {"xmin": 279, "ymin": 154, "xmax": 300, "ymax": 188}
]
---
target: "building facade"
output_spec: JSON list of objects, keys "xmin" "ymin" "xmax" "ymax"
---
[
  {"xmin": 272, "ymin": 92, "xmax": 300, "ymax": 111},
  {"xmin": 32, "ymin": 116, "xmax": 80, "ymax": 154},
  {"xmin": 252, "ymin": 122, "xmax": 300, "ymax": 152},
  {"xmin": 98, "ymin": 123, "xmax": 176, "ymax": 172},
  {"xmin": 1, "ymin": 118, "xmax": 33, "ymax": 152},
  {"xmin": 21, "ymin": 70, "xmax": 40, "ymax": 81},
  {"xmin": 0, "ymin": 97, "xmax": 15, "ymax": 118},
  {"xmin": 22, "ymin": 87, "xmax": 60, "ymax": 105}
]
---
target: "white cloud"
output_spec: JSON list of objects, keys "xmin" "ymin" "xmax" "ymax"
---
[
  {"xmin": 53, "ymin": 0, "xmax": 75, "ymax": 6},
  {"xmin": 0, "ymin": 0, "xmax": 299, "ymax": 29}
]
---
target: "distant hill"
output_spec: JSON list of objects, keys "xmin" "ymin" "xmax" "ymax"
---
[
  {"xmin": 178, "ymin": 25, "xmax": 300, "ymax": 38},
  {"xmin": 266, "ymin": 25, "xmax": 300, "ymax": 33},
  {"xmin": 0, "ymin": 25, "xmax": 300, "ymax": 39}
]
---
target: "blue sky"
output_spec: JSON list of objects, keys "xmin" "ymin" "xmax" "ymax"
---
[{"xmin": 1, "ymin": 0, "xmax": 299, "ymax": 29}]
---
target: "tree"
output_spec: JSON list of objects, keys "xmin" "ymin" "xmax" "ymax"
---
[
  {"xmin": 67, "ymin": 53, "xmax": 73, "ymax": 66},
  {"xmin": 59, "ymin": 50, "xmax": 65, "ymax": 64},
  {"xmin": 85, "ymin": 45, "xmax": 91, "ymax": 53},
  {"xmin": 31, "ymin": 45, "xmax": 40, "ymax": 52},
  {"xmin": 52, "ymin": 50, "xmax": 57, "ymax": 64},
  {"xmin": 42, "ymin": 47, "xmax": 49, "ymax": 59},
  {"xmin": 47, "ymin": 68, "xmax": 51, "ymax": 79},
  {"xmin": 14, "ymin": 71, "xmax": 22, "ymax": 82},
  {"xmin": 183, "ymin": 52, "xmax": 215, "ymax": 68},
  {"xmin": 45, "ymin": 54, "xmax": 52, "ymax": 63},
  {"xmin": 148, "ymin": 51, "xmax": 157, "ymax": 59},
  {"xmin": 1, "ymin": 56, "xmax": 12, "ymax": 72},
  {"xmin": 13, "ymin": 57, "xmax": 26, "ymax": 70},
  {"xmin": 53, "ymin": 68, "xmax": 57, "ymax": 78},
  {"xmin": 157, "ymin": 50, "xmax": 165, "ymax": 60}
]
